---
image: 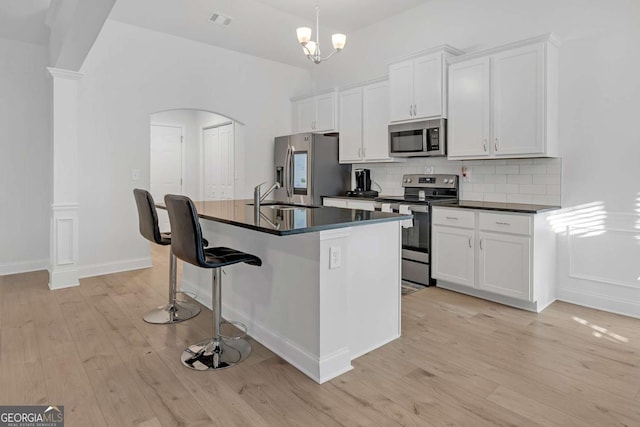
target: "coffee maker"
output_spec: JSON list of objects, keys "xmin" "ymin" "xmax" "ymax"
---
[{"xmin": 346, "ymin": 168, "xmax": 379, "ymax": 197}]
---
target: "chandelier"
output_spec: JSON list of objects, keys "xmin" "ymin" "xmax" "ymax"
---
[{"xmin": 296, "ymin": 1, "xmax": 346, "ymax": 64}]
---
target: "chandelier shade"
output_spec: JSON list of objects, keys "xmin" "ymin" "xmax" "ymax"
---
[{"xmin": 296, "ymin": 1, "xmax": 346, "ymax": 64}]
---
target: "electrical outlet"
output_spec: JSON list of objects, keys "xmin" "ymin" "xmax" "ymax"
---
[
  {"xmin": 329, "ymin": 246, "xmax": 341, "ymax": 270},
  {"xmin": 131, "ymin": 169, "xmax": 141, "ymax": 181},
  {"xmin": 461, "ymin": 166, "xmax": 471, "ymax": 183}
]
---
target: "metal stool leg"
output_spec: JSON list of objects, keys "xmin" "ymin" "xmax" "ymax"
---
[
  {"xmin": 181, "ymin": 268, "xmax": 252, "ymax": 370},
  {"xmin": 143, "ymin": 249, "xmax": 201, "ymax": 324}
]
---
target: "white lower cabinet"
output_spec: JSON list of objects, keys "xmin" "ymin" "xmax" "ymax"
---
[
  {"xmin": 478, "ymin": 231, "xmax": 531, "ymax": 300},
  {"xmin": 432, "ymin": 226, "xmax": 475, "ymax": 288},
  {"xmin": 323, "ymin": 198, "xmax": 375, "ymax": 211},
  {"xmin": 432, "ymin": 206, "xmax": 556, "ymax": 312}
]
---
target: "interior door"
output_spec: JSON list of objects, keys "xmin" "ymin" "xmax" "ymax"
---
[
  {"xmin": 202, "ymin": 126, "xmax": 220, "ymax": 201},
  {"xmin": 150, "ymin": 124, "xmax": 183, "ymax": 232},
  {"xmin": 218, "ymin": 124, "xmax": 234, "ymax": 199}
]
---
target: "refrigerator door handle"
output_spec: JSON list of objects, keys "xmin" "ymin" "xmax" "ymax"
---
[
  {"xmin": 288, "ymin": 146, "xmax": 295, "ymax": 197},
  {"xmin": 285, "ymin": 146, "xmax": 292, "ymax": 198}
]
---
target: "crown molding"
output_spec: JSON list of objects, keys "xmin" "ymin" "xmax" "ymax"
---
[
  {"xmin": 388, "ymin": 44, "xmax": 465, "ymax": 65},
  {"xmin": 448, "ymin": 33, "xmax": 560, "ymax": 65},
  {"xmin": 47, "ymin": 67, "xmax": 84, "ymax": 80}
]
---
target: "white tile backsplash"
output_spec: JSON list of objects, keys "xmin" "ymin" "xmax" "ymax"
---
[{"xmin": 361, "ymin": 157, "xmax": 562, "ymax": 205}]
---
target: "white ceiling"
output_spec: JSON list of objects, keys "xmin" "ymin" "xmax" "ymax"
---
[
  {"xmin": 109, "ymin": 0, "xmax": 433, "ymax": 68},
  {"xmin": 0, "ymin": 0, "xmax": 51, "ymax": 45},
  {"xmin": 0, "ymin": 0, "xmax": 432, "ymax": 66}
]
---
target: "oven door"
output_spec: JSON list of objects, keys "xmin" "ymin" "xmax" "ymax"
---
[{"xmin": 392, "ymin": 204, "xmax": 432, "ymax": 286}]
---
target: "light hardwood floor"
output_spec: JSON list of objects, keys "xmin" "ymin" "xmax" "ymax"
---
[{"xmin": 1, "ymin": 245, "xmax": 640, "ymax": 426}]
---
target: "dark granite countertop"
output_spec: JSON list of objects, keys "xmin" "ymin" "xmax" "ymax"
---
[
  {"xmin": 437, "ymin": 200, "xmax": 561, "ymax": 214},
  {"xmin": 159, "ymin": 199, "xmax": 410, "ymax": 236}
]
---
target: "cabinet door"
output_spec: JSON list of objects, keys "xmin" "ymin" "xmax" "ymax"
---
[
  {"xmin": 447, "ymin": 57, "xmax": 491, "ymax": 158},
  {"xmin": 338, "ymin": 88, "xmax": 363, "ymax": 163},
  {"xmin": 492, "ymin": 44, "xmax": 545, "ymax": 156},
  {"xmin": 297, "ymin": 98, "xmax": 315, "ymax": 133},
  {"xmin": 478, "ymin": 232, "xmax": 531, "ymax": 300},
  {"xmin": 347, "ymin": 200, "xmax": 375, "ymax": 211},
  {"xmin": 389, "ymin": 60, "xmax": 414, "ymax": 122},
  {"xmin": 413, "ymin": 54, "xmax": 442, "ymax": 119},
  {"xmin": 323, "ymin": 198, "xmax": 348, "ymax": 208},
  {"xmin": 314, "ymin": 92, "xmax": 336, "ymax": 132},
  {"xmin": 432, "ymin": 225, "xmax": 475, "ymax": 288},
  {"xmin": 362, "ymin": 81, "xmax": 391, "ymax": 161}
]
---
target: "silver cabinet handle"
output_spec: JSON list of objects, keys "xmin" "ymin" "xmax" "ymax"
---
[
  {"xmin": 483, "ymin": 139, "xmax": 487, "ymax": 152},
  {"xmin": 445, "ymin": 216, "xmax": 458, "ymax": 220},
  {"xmin": 496, "ymin": 221, "xmax": 510, "ymax": 226},
  {"xmin": 468, "ymin": 236, "xmax": 472, "ymax": 248},
  {"xmin": 358, "ymin": 147, "xmax": 362, "ymax": 158},
  {"xmin": 413, "ymin": 104, "xmax": 417, "ymax": 116},
  {"xmin": 409, "ymin": 105, "xmax": 412, "ymax": 117},
  {"xmin": 362, "ymin": 147, "xmax": 366, "ymax": 158},
  {"xmin": 495, "ymin": 137, "xmax": 498, "ymax": 151},
  {"xmin": 480, "ymin": 238, "xmax": 484, "ymax": 250}
]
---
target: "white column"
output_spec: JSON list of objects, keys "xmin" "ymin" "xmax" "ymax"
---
[{"xmin": 47, "ymin": 67, "xmax": 83, "ymax": 290}]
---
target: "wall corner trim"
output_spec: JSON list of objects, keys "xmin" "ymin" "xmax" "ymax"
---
[{"xmin": 47, "ymin": 67, "xmax": 84, "ymax": 80}]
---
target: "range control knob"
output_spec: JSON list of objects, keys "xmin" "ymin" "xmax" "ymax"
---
[{"xmin": 407, "ymin": 178, "xmax": 412, "ymax": 183}]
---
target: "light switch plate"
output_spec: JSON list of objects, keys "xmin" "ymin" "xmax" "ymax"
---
[{"xmin": 131, "ymin": 169, "xmax": 141, "ymax": 181}]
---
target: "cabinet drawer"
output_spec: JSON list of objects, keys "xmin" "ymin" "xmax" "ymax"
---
[
  {"xmin": 479, "ymin": 212, "xmax": 531, "ymax": 236},
  {"xmin": 432, "ymin": 208, "xmax": 475, "ymax": 228}
]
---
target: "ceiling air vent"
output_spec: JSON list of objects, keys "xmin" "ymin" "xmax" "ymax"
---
[{"xmin": 209, "ymin": 12, "xmax": 232, "ymax": 26}]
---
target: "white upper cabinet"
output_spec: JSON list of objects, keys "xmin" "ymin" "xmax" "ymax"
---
[
  {"xmin": 292, "ymin": 91, "xmax": 337, "ymax": 133},
  {"xmin": 448, "ymin": 57, "xmax": 491, "ymax": 158},
  {"xmin": 338, "ymin": 79, "xmax": 401, "ymax": 164},
  {"xmin": 447, "ymin": 34, "xmax": 559, "ymax": 160},
  {"xmin": 338, "ymin": 87, "xmax": 363, "ymax": 162},
  {"xmin": 389, "ymin": 46, "xmax": 463, "ymax": 123}
]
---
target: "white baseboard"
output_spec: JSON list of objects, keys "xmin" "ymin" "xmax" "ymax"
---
[
  {"xmin": 0, "ymin": 258, "xmax": 48, "ymax": 276},
  {"xmin": 78, "ymin": 257, "xmax": 152, "ymax": 279},
  {"xmin": 557, "ymin": 288, "xmax": 640, "ymax": 320}
]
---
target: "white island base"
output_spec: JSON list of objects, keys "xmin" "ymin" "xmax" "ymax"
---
[{"xmin": 181, "ymin": 219, "xmax": 402, "ymax": 383}]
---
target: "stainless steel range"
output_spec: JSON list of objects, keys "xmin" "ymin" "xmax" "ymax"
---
[{"xmin": 375, "ymin": 174, "xmax": 459, "ymax": 287}]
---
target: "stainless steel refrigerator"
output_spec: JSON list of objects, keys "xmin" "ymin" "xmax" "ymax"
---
[{"xmin": 273, "ymin": 133, "xmax": 350, "ymax": 206}]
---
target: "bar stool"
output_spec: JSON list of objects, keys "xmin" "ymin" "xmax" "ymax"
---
[
  {"xmin": 133, "ymin": 189, "xmax": 201, "ymax": 324},
  {"xmin": 164, "ymin": 194, "xmax": 262, "ymax": 371}
]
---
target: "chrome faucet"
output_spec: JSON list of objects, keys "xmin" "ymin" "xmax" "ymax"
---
[{"xmin": 253, "ymin": 181, "xmax": 281, "ymax": 211}]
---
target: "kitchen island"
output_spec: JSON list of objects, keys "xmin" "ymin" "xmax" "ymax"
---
[{"xmin": 174, "ymin": 199, "xmax": 409, "ymax": 383}]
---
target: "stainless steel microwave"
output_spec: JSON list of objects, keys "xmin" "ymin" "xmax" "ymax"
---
[{"xmin": 388, "ymin": 118, "xmax": 446, "ymax": 157}]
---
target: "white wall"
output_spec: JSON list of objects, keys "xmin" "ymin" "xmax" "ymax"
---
[
  {"xmin": 76, "ymin": 20, "xmax": 310, "ymax": 273},
  {"xmin": 0, "ymin": 38, "xmax": 51, "ymax": 275},
  {"xmin": 311, "ymin": 0, "xmax": 640, "ymax": 317}
]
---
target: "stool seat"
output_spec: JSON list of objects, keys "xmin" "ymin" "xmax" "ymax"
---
[
  {"xmin": 133, "ymin": 189, "xmax": 201, "ymax": 324},
  {"xmin": 202, "ymin": 247, "xmax": 262, "ymax": 269},
  {"xmin": 164, "ymin": 194, "xmax": 262, "ymax": 371}
]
